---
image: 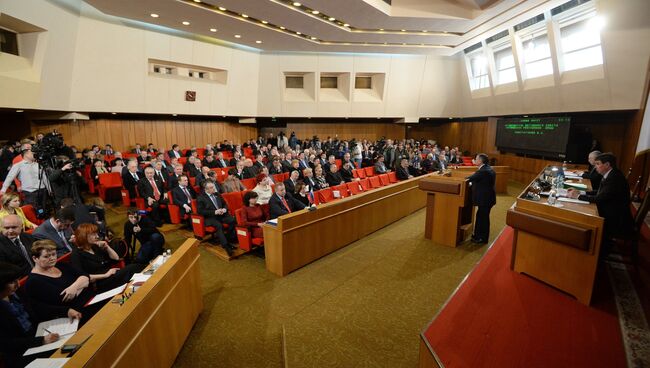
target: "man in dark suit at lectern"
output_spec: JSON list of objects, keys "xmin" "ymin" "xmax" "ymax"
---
[{"xmin": 466, "ymin": 153, "xmax": 496, "ymax": 244}]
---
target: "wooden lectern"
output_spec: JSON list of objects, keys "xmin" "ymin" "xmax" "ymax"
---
[{"xmin": 419, "ymin": 176, "xmax": 474, "ymax": 247}]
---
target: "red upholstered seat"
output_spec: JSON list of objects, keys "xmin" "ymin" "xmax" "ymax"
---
[
  {"xmin": 20, "ymin": 205, "xmax": 44, "ymax": 226},
  {"xmin": 98, "ymin": 172, "xmax": 123, "ymax": 201},
  {"xmin": 331, "ymin": 184, "xmax": 350, "ymax": 198},
  {"xmin": 346, "ymin": 181, "xmax": 363, "ymax": 195},
  {"xmin": 355, "ymin": 169, "xmax": 367, "ymax": 179},
  {"xmin": 359, "ymin": 178, "xmax": 370, "ymax": 191},
  {"xmin": 234, "ymin": 204, "xmax": 268, "ymax": 251},
  {"xmin": 241, "ymin": 178, "xmax": 257, "ymax": 190},
  {"xmin": 364, "ymin": 166, "xmax": 375, "ymax": 177},
  {"xmin": 379, "ymin": 174, "xmax": 390, "ymax": 186},
  {"xmin": 317, "ymin": 188, "xmax": 335, "ymax": 203},
  {"xmin": 388, "ymin": 171, "xmax": 398, "ymax": 183},
  {"xmin": 369, "ymin": 176, "xmax": 382, "ymax": 189},
  {"xmin": 222, "ymin": 191, "xmax": 245, "ymax": 213},
  {"xmin": 272, "ymin": 174, "xmax": 285, "ymax": 184}
]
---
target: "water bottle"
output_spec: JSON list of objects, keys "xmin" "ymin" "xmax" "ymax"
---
[
  {"xmin": 162, "ymin": 251, "xmax": 168, "ymax": 264},
  {"xmin": 547, "ymin": 189, "xmax": 557, "ymax": 205}
]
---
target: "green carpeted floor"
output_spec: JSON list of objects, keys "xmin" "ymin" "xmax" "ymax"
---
[{"xmin": 105, "ymin": 182, "xmax": 523, "ymax": 367}]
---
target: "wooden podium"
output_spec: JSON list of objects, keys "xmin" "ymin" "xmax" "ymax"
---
[{"xmin": 418, "ymin": 175, "xmax": 474, "ymax": 247}]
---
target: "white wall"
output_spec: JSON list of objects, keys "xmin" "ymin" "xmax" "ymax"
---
[{"xmin": 0, "ymin": 0, "xmax": 647, "ymax": 119}]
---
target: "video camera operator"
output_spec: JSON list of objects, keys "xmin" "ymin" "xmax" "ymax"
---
[
  {"xmin": 47, "ymin": 156, "xmax": 84, "ymax": 207},
  {"xmin": 0, "ymin": 145, "xmax": 50, "ymax": 207}
]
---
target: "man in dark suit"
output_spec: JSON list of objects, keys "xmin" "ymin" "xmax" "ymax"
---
[
  {"xmin": 325, "ymin": 165, "xmax": 345, "ymax": 187},
  {"xmin": 168, "ymin": 144, "xmax": 182, "ymax": 160},
  {"xmin": 153, "ymin": 161, "xmax": 168, "ymax": 190},
  {"xmin": 466, "ymin": 154, "xmax": 496, "ymax": 244},
  {"xmin": 269, "ymin": 183, "xmax": 306, "ymax": 219},
  {"xmin": 215, "ymin": 152, "xmax": 229, "ymax": 168},
  {"xmin": 197, "ymin": 181, "xmax": 237, "ymax": 255},
  {"xmin": 168, "ymin": 164, "xmax": 184, "ymax": 189},
  {"xmin": 122, "ymin": 160, "xmax": 141, "ymax": 199},
  {"xmin": 283, "ymin": 170, "xmax": 300, "ymax": 194},
  {"xmin": 202, "ymin": 154, "xmax": 218, "ymax": 169},
  {"xmin": 568, "ymin": 152, "xmax": 634, "ymax": 257},
  {"xmin": 172, "ymin": 175, "xmax": 197, "ymax": 218},
  {"xmin": 0, "ymin": 215, "xmax": 35, "ymax": 276},
  {"xmin": 374, "ymin": 155, "xmax": 390, "ymax": 174},
  {"xmin": 396, "ymin": 158, "xmax": 413, "ymax": 180},
  {"xmin": 132, "ymin": 143, "xmax": 142, "ymax": 155},
  {"xmin": 32, "ymin": 207, "xmax": 76, "ymax": 256},
  {"xmin": 579, "ymin": 150, "xmax": 603, "ymax": 191},
  {"xmin": 137, "ymin": 166, "xmax": 169, "ymax": 226},
  {"xmin": 302, "ymin": 168, "xmax": 320, "ymax": 191}
]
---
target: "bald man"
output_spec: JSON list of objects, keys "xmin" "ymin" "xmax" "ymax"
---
[{"xmin": 0, "ymin": 215, "xmax": 36, "ymax": 276}]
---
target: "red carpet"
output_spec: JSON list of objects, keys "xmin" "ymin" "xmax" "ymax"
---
[{"xmin": 422, "ymin": 226, "xmax": 626, "ymax": 368}]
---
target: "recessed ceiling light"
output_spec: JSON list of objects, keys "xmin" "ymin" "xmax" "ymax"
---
[
  {"xmin": 150, "ymin": 13, "xmax": 159, "ymax": 18},
  {"xmin": 218, "ymin": 6, "xmax": 226, "ymax": 11},
  {"xmin": 379, "ymin": 28, "xmax": 384, "ymax": 31},
  {"xmin": 256, "ymin": 40, "xmax": 262, "ymax": 44},
  {"xmin": 293, "ymin": 2, "xmax": 301, "ymax": 6},
  {"xmin": 311, "ymin": 36, "xmax": 317, "ymax": 40},
  {"xmin": 422, "ymin": 30, "xmax": 428, "ymax": 33},
  {"xmin": 234, "ymin": 34, "xmax": 242, "ymax": 38},
  {"xmin": 16, "ymin": 110, "xmax": 24, "ymax": 113},
  {"xmin": 280, "ymin": 26, "xmax": 286, "ymax": 29},
  {"xmin": 111, "ymin": 112, "xmax": 117, "ymax": 115},
  {"xmin": 193, "ymin": 0, "xmax": 201, "ymax": 2},
  {"xmin": 173, "ymin": 113, "xmax": 178, "ymax": 116},
  {"xmin": 182, "ymin": 21, "xmax": 190, "ymax": 25},
  {"xmin": 311, "ymin": 10, "xmax": 319, "ymax": 15},
  {"xmin": 262, "ymin": 20, "xmax": 268, "ymax": 24},
  {"xmin": 241, "ymin": 14, "xmax": 249, "ymax": 18},
  {"xmin": 401, "ymin": 29, "xmax": 406, "ymax": 32},
  {"xmin": 328, "ymin": 17, "xmax": 335, "ymax": 21},
  {"xmin": 210, "ymin": 28, "xmax": 217, "ymax": 32},
  {"xmin": 296, "ymin": 31, "xmax": 301, "ymax": 35},
  {"xmin": 343, "ymin": 23, "xmax": 350, "ymax": 27}
]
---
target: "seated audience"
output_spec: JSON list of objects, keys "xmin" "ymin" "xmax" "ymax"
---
[
  {"xmin": 32, "ymin": 207, "xmax": 76, "ymax": 257},
  {"xmin": 215, "ymin": 152, "xmax": 229, "ymax": 168},
  {"xmin": 0, "ymin": 192, "xmax": 36, "ymax": 231},
  {"xmin": 168, "ymin": 164, "xmax": 184, "ymax": 189},
  {"xmin": 374, "ymin": 155, "xmax": 390, "ymax": 174},
  {"xmin": 91, "ymin": 159, "xmax": 108, "ymax": 185},
  {"xmin": 0, "ymin": 262, "xmax": 62, "ymax": 368},
  {"xmin": 111, "ymin": 157, "xmax": 125, "ymax": 173},
  {"xmin": 25, "ymin": 240, "xmax": 100, "ymax": 323},
  {"xmin": 241, "ymin": 191, "xmax": 269, "ymax": 239},
  {"xmin": 121, "ymin": 159, "xmax": 141, "ymax": 199},
  {"xmin": 269, "ymin": 183, "xmax": 306, "ymax": 219},
  {"xmin": 123, "ymin": 209, "xmax": 165, "ymax": 263},
  {"xmin": 292, "ymin": 182, "xmax": 314, "ymax": 207},
  {"xmin": 0, "ymin": 215, "xmax": 35, "ymax": 277},
  {"xmin": 314, "ymin": 166, "xmax": 329, "ymax": 189},
  {"xmin": 325, "ymin": 164, "xmax": 345, "ymax": 187},
  {"xmin": 284, "ymin": 170, "xmax": 300, "ymax": 194},
  {"xmin": 302, "ymin": 168, "xmax": 320, "ymax": 191},
  {"xmin": 252, "ymin": 174, "xmax": 273, "ymax": 205},
  {"xmin": 71, "ymin": 223, "xmax": 144, "ymax": 293},
  {"xmin": 396, "ymin": 158, "xmax": 414, "ymax": 180},
  {"xmin": 137, "ymin": 166, "xmax": 169, "ymax": 226},
  {"xmin": 340, "ymin": 162, "xmax": 356, "ymax": 182},
  {"xmin": 197, "ymin": 182, "xmax": 237, "ymax": 255},
  {"xmin": 172, "ymin": 175, "xmax": 197, "ymax": 218},
  {"xmin": 222, "ymin": 169, "xmax": 246, "ymax": 193}
]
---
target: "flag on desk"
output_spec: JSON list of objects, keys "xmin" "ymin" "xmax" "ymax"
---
[{"xmin": 635, "ymin": 90, "xmax": 650, "ymax": 156}]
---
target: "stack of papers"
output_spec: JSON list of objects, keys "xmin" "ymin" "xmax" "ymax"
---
[
  {"xmin": 85, "ymin": 283, "xmax": 127, "ymax": 306},
  {"xmin": 25, "ymin": 358, "xmax": 69, "ymax": 368},
  {"xmin": 130, "ymin": 273, "xmax": 152, "ymax": 283},
  {"xmin": 23, "ymin": 318, "xmax": 80, "ymax": 356},
  {"xmin": 558, "ymin": 197, "xmax": 590, "ymax": 205}
]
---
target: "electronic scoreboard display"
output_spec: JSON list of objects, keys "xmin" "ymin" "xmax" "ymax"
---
[{"xmin": 496, "ymin": 117, "xmax": 571, "ymax": 157}]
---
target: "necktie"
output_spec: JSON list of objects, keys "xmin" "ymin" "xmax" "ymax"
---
[
  {"xmin": 150, "ymin": 179, "xmax": 161, "ymax": 200},
  {"xmin": 157, "ymin": 171, "xmax": 165, "ymax": 183},
  {"xmin": 183, "ymin": 187, "xmax": 191, "ymax": 202},
  {"xmin": 132, "ymin": 172, "xmax": 138, "ymax": 181},
  {"xmin": 281, "ymin": 196, "xmax": 291, "ymax": 213},
  {"xmin": 210, "ymin": 194, "xmax": 219, "ymax": 210},
  {"xmin": 14, "ymin": 238, "xmax": 33, "ymax": 267},
  {"xmin": 58, "ymin": 231, "xmax": 72, "ymax": 252}
]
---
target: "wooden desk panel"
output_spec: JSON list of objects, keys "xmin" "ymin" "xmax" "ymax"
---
[
  {"xmin": 51, "ymin": 239, "xmax": 202, "ymax": 367},
  {"xmin": 262, "ymin": 175, "xmax": 431, "ymax": 276}
]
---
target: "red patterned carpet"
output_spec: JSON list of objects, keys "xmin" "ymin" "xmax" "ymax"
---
[{"xmin": 422, "ymin": 226, "xmax": 626, "ymax": 368}]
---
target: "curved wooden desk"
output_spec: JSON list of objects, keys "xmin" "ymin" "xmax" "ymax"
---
[
  {"xmin": 262, "ymin": 174, "xmax": 432, "ymax": 276},
  {"xmin": 50, "ymin": 239, "xmax": 202, "ymax": 367}
]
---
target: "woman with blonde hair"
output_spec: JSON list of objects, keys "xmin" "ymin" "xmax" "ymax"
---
[{"xmin": 0, "ymin": 192, "xmax": 36, "ymax": 230}]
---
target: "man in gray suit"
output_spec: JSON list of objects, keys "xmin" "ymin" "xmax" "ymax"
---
[{"xmin": 33, "ymin": 207, "xmax": 76, "ymax": 257}]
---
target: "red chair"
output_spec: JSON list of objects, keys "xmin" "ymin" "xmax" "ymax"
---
[
  {"xmin": 359, "ymin": 178, "xmax": 370, "ymax": 191},
  {"xmin": 317, "ymin": 188, "xmax": 335, "ymax": 203},
  {"xmin": 356, "ymin": 169, "xmax": 367, "ymax": 179},
  {"xmin": 283, "ymin": 172, "xmax": 290, "ymax": 181},
  {"xmin": 20, "ymin": 205, "xmax": 44, "ymax": 226},
  {"xmin": 178, "ymin": 157, "xmax": 187, "ymax": 166},
  {"xmin": 167, "ymin": 191, "xmax": 195, "ymax": 225},
  {"xmin": 121, "ymin": 189, "xmax": 134, "ymax": 207},
  {"xmin": 272, "ymin": 174, "xmax": 285, "ymax": 184},
  {"xmin": 97, "ymin": 173, "xmax": 123, "ymax": 202},
  {"xmin": 364, "ymin": 166, "xmax": 375, "ymax": 177},
  {"xmin": 84, "ymin": 166, "xmax": 95, "ymax": 193},
  {"xmin": 388, "ymin": 171, "xmax": 398, "ymax": 183},
  {"xmin": 234, "ymin": 204, "xmax": 269, "ymax": 251},
  {"xmin": 335, "ymin": 159, "xmax": 342, "ymax": 169},
  {"xmin": 331, "ymin": 184, "xmax": 350, "ymax": 198},
  {"xmin": 346, "ymin": 181, "xmax": 363, "ymax": 195},
  {"xmin": 222, "ymin": 191, "xmax": 245, "ymax": 214},
  {"xmin": 241, "ymin": 178, "xmax": 257, "ymax": 190},
  {"xmin": 369, "ymin": 176, "xmax": 382, "ymax": 189},
  {"xmin": 311, "ymin": 190, "xmax": 320, "ymax": 205},
  {"xmin": 190, "ymin": 193, "xmax": 236, "ymax": 241},
  {"xmin": 379, "ymin": 174, "xmax": 390, "ymax": 186}
]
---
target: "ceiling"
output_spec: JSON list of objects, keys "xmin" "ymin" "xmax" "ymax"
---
[{"xmin": 82, "ymin": 0, "xmax": 561, "ymax": 55}]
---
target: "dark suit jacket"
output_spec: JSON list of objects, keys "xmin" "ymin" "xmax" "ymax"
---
[
  {"xmin": 374, "ymin": 162, "xmax": 389, "ymax": 174},
  {"xmin": 303, "ymin": 176, "xmax": 320, "ymax": 191},
  {"xmin": 0, "ymin": 293, "xmax": 45, "ymax": 368},
  {"xmin": 581, "ymin": 166, "xmax": 602, "ymax": 191},
  {"xmin": 33, "ymin": 220, "xmax": 73, "ymax": 257},
  {"xmin": 579, "ymin": 168, "xmax": 634, "ymax": 238},
  {"xmin": 268, "ymin": 194, "xmax": 305, "ymax": 219},
  {"xmin": 467, "ymin": 164, "xmax": 496, "ymax": 207},
  {"xmin": 229, "ymin": 158, "xmax": 239, "ymax": 167},
  {"xmin": 396, "ymin": 166, "xmax": 410, "ymax": 180},
  {"xmin": 122, "ymin": 170, "xmax": 141, "ymax": 198},
  {"xmin": 0, "ymin": 234, "xmax": 35, "ymax": 276},
  {"xmin": 215, "ymin": 158, "xmax": 229, "ymax": 168},
  {"xmin": 168, "ymin": 149, "xmax": 181, "ymax": 159},
  {"xmin": 168, "ymin": 173, "xmax": 182, "ymax": 189},
  {"xmin": 197, "ymin": 192, "xmax": 229, "ymax": 219},
  {"xmin": 325, "ymin": 171, "xmax": 345, "ymax": 187},
  {"xmin": 137, "ymin": 177, "xmax": 165, "ymax": 201},
  {"xmin": 172, "ymin": 185, "xmax": 196, "ymax": 207}
]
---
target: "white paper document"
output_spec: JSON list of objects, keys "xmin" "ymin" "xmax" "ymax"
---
[
  {"xmin": 23, "ymin": 336, "xmax": 71, "ymax": 356},
  {"xmin": 85, "ymin": 283, "xmax": 127, "ymax": 306},
  {"xmin": 267, "ymin": 218, "xmax": 278, "ymax": 225},
  {"xmin": 558, "ymin": 197, "xmax": 590, "ymax": 205},
  {"xmin": 24, "ymin": 358, "xmax": 70, "ymax": 367},
  {"xmin": 36, "ymin": 318, "xmax": 79, "ymax": 337},
  {"xmin": 130, "ymin": 273, "xmax": 152, "ymax": 283}
]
